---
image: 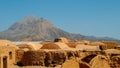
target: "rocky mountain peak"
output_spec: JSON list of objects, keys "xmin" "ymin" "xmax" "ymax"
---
[
  {"xmin": 0, "ymin": 16, "xmax": 120, "ymax": 43},
  {"xmin": 19, "ymin": 15, "xmax": 37, "ymax": 24}
]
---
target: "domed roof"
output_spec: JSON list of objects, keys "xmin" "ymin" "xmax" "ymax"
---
[
  {"xmin": 54, "ymin": 42, "xmax": 71, "ymax": 50},
  {"xmin": 17, "ymin": 42, "xmax": 43, "ymax": 51},
  {"xmin": 40, "ymin": 42, "xmax": 61, "ymax": 49},
  {"xmin": 61, "ymin": 59, "xmax": 79, "ymax": 68},
  {"xmin": 0, "ymin": 39, "xmax": 15, "ymax": 46},
  {"xmin": 90, "ymin": 55, "xmax": 110, "ymax": 68},
  {"xmin": 40, "ymin": 42, "xmax": 71, "ymax": 50}
]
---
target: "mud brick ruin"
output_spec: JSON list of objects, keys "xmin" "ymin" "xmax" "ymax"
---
[{"xmin": 0, "ymin": 37, "xmax": 120, "ymax": 68}]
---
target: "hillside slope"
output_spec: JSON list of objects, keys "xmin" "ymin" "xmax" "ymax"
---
[{"xmin": 0, "ymin": 15, "xmax": 120, "ymax": 43}]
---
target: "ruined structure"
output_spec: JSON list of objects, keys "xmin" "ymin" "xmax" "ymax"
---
[
  {"xmin": 102, "ymin": 41, "xmax": 118, "ymax": 49},
  {"xmin": 0, "ymin": 38, "xmax": 120, "ymax": 68},
  {"xmin": 54, "ymin": 37, "xmax": 70, "ymax": 44},
  {"xmin": 0, "ymin": 40, "xmax": 16, "ymax": 68},
  {"xmin": 90, "ymin": 55, "xmax": 111, "ymax": 68},
  {"xmin": 61, "ymin": 59, "xmax": 79, "ymax": 68},
  {"xmin": 17, "ymin": 42, "xmax": 42, "ymax": 51}
]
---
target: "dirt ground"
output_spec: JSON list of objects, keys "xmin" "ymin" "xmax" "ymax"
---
[{"xmin": 11, "ymin": 65, "xmax": 61, "ymax": 68}]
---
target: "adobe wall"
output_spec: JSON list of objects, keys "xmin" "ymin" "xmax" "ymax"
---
[
  {"xmin": 0, "ymin": 46, "xmax": 16, "ymax": 68},
  {"xmin": 16, "ymin": 50, "xmax": 103, "ymax": 67}
]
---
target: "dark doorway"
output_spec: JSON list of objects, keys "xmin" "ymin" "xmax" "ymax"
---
[
  {"xmin": 3, "ymin": 56, "xmax": 7, "ymax": 68},
  {"xmin": 9, "ymin": 52, "xmax": 12, "ymax": 60}
]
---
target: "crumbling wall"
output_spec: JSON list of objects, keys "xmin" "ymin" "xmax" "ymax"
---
[
  {"xmin": 15, "ymin": 50, "xmax": 24, "ymax": 65},
  {"xmin": 90, "ymin": 55, "xmax": 111, "ymax": 68},
  {"xmin": 44, "ymin": 50, "xmax": 68, "ymax": 67},
  {"xmin": 15, "ymin": 49, "xmax": 120, "ymax": 68},
  {"xmin": 109, "ymin": 55, "xmax": 120, "ymax": 68},
  {"xmin": 21, "ymin": 50, "xmax": 46, "ymax": 66},
  {"xmin": 16, "ymin": 50, "xmax": 81, "ymax": 67},
  {"xmin": 102, "ymin": 41, "xmax": 118, "ymax": 49},
  {"xmin": 50, "ymin": 50, "xmax": 67, "ymax": 66}
]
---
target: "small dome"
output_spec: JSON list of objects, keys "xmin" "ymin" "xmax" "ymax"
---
[
  {"xmin": 40, "ymin": 42, "xmax": 61, "ymax": 49},
  {"xmin": 54, "ymin": 42, "xmax": 71, "ymax": 50},
  {"xmin": 90, "ymin": 55, "xmax": 110, "ymax": 68},
  {"xmin": 0, "ymin": 39, "xmax": 15, "ymax": 46},
  {"xmin": 61, "ymin": 59, "xmax": 79, "ymax": 68},
  {"xmin": 17, "ymin": 42, "xmax": 43, "ymax": 51}
]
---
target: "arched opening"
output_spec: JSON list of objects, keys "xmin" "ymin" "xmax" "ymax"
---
[
  {"xmin": 81, "ymin": 54, "xmax": 97, "ymax": 63},
  {"xmin": 9, "ymin": 52, "xmax": 12, "ymax": 60},
  {"xmin": 99, "ymin": 45, "xmax": 103, "ymax": 50},
  {"xmin": 17, "ymin": 61, "xmax": 23, "ymax": 66},
  {"xmin": 3, "ymin": 56, "xmax": 7, "ymax": 68}
]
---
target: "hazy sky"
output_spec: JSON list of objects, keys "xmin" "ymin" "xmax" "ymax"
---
[{"xmin": 0, "ymin": 0, "xmax": 120, "ymax": 39}]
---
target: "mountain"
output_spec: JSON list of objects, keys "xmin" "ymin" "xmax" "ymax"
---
[
  {"xmin": 0, "ymin": 16, "xmax": 85, "ymax": 41},
  {"xmin": 0, "ymin": 15, "xmax": 120, "ymax": 43}
]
